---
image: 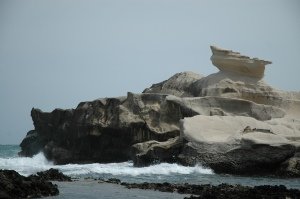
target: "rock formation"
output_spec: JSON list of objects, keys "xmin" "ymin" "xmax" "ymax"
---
[
  {"xmin": 19, "ymin": 46, "xmax": 300, "ymax": 177},
  {"xmin": 143, "ymin": 71, "xmax": 203, "ymax": 97},
  {"xmin": 30, "ymin": 168, "xmax": 72, "ymax": 182},
  {"xmin": 179, "ymin": 115, "xmax": 298, "ymax": 175},
  {"xmin": 20, "ymin": 93, "xmax": 183, "ymax": 164},
  {"xmin": 210, "ymin": 46, "xmax": 272, "ymax": 79},
  {"xmin": 0, "ymin": 170, "xmax": 59, "ymax": 198}
]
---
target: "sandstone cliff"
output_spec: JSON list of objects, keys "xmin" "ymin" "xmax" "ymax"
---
[{"xmin": 19, "ymin": 46, "xmax": 300, "ymax": 177}]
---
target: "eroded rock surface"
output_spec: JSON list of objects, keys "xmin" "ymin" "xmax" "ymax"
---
[
  {"xmin": 179, "ymin": 115, "xmax": 299, "ymax": 175},
  {"xmin": 210, "ymin": 46, "xmax": 272, "ymax": 79},
  {"xmin": 20, "ymin": 93, "xmax": 184, "ymax": 164},
  {"xmin": 19, "ymin": 46, "xmax": 300, "ymax": 176},
  {"xmin": 143, "ymin": 71, "xmax": 203, "ymax": 97},
  {"xmin": 131, "ymin": 137, "xmax": 183, "ymax": 166}
]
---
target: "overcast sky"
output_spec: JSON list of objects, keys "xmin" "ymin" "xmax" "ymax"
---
[{"xmin": 0, "ymin": 0, "xmax": 300, "ymax": 144}]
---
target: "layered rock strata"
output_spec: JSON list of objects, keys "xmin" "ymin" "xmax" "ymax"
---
[
  {"xmin": 179, "ymin": 115, "xmax": 299, "ymax": 175},
  {"xmin": 210, "ymin": 46, "xmax": 272, "ymax": 79},
  {"xmin": 19, "ymin": 46, "xmax": 300, "ymax": 176},
  {"xmin": 20, "ymin": 93, "xmax": 183, "ymax": 164}
]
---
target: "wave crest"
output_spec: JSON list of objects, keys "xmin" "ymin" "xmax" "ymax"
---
[
  {"xmin": 0, "ymin": 152, "xmax": 53, "ymax": 176},
  {"xmin": 59, "ymin": 162, "xmax": 213, "ymax": 176},
  {"xmin": 0, "ymin": 152, "xmax": 213, "ymax": 176}
]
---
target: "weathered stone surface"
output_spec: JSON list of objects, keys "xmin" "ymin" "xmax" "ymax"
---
[
  {"xmin": 167, "ymin": 95, "xmax": 286, "ymax": 121},
  {"xmin": 130, "ymin": 137, "xmax": 183, "ymax": 166},
  {"xmin": 0, "ymin": 170, "xmax": 59, "ymax": 198},
  {"xmin": 143, "ymin": 71, "xmax": 203, "ymax": 97},
  {"xmin": 189, "ymin": 71, "xmax": 282, "ymax": 105},
  {"xmin": 19, "ymin": 45, "xmax": 300, "ymax": 176},
  {"xmin": 210, "ymin": 46, "xmax": 271, "ymax": 79},
  {"xmin": 20, "ymin": 93, "xmax": 183, "ymax": 164},
  {"xmin": 179, "ymin": 115, "xmax": 299, "ymax": 175}
]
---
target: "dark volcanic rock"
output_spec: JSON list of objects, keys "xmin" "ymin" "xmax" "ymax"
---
[
  {"xmin": 0, "ymin": 170, "xmax": 59, "ymax": 199},
  {"xmin": 105, "ymin": 180, "xmax": 300, "ymax": 199},
  {"xmin": 184, "ymin": 184, "xmax": 300, "ymax": 199},
  {"xmin": 104, "ymin": 178, "xmax": 121, "ymax": 184},
  {"xmin": 30, "ymin": 168, "xmax": 72, "ymax": 182},
  {"xmin": 276, "ymin": 155, "xmax": 300, "ymax": 177},
  {"xmin": 19, "ymin": 130, "xmax": 43, "ymax": 157}
]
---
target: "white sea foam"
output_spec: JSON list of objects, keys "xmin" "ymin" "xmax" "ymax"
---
[
  {"xmin": 57, "ymin": 162, "xmax": 213, "ymax": 176},
  {"xmin": 0, "ymin": 152, "xmax": 213, "ymax": 176},
  {"xmin": 0, "ymin": 152, "xmax": 53, "ymax": 176}
]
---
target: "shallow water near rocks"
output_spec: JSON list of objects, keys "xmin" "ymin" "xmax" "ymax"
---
[
  {"xmin": 47, "ymin": 180, "xmax": 191, "ymax": 199},
  {"xmin": 1, "ymin": 145, "xmax": 300, "ymax": 195}
]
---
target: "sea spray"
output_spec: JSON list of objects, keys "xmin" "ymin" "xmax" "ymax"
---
[
  {"xmin": 1, "ymin": 145, "xmax": 300, "ymax": 189},
  {"xmin": 58, "ymin": 161, "xmax": 213, "ymax": 176},
  {"xmin": 0, "ymin": 150, "xmax": 213, "ymax": 177},
  {"xmin": 0, "ymin": 152, "xmax": 53, "ymax": 176}
]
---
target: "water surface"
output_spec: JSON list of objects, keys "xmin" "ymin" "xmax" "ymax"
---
[{"xmin": 1, "ymin": 145, "xmax": 299, "ymax": 190}]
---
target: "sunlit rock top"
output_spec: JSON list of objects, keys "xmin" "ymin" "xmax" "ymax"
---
[{"xmin": 210, "ymin": 46, "xmax": 272, "ymax": 79}]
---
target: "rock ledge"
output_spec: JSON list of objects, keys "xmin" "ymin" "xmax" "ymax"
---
[{"xmin": 210, "ymin": 46, "xmax": 272, "ymax": 79}]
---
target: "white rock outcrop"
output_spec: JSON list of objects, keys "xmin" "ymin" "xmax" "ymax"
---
[
  {"xmin": 180, "ymin": 115, "xmax": 299, "ymax": 174},
  {"xmin": 175, "ymin": 46, "xmax": 300, "ymax": 175},
  {"xmin": 210, "ymin": 46, "xmax": 272, "ymax": 79}
]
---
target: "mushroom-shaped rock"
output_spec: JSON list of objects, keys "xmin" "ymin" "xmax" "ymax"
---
[{"xmin": 210, "ymin": 46, "xmax": 272, "ymax": 79}]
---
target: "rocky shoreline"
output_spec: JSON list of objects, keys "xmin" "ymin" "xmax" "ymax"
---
[
  {"xmin": 1, "ymin": 169, "xmax": 300, "ymax": 198},
  {"xmin": 19, "ymin": 46, "xmax": 300, "ymax": 177},
  {"xmin": 0, "ymin": 169, "xmax": 70, "ymax": 198},
  {"xmin": 101, "ymin": 178, "xmax": 300, "ymax": 199}
]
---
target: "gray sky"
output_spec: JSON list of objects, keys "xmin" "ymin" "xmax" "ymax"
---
[{"xmin": 0, "ymin": 0, "xmax": 299, "ymax": 144}]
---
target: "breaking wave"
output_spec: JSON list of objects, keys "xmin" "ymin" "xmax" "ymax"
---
[
  {"xmin": 0, "ymin": 152, "xmax": 213, "ymax": 177},
  {"xmin": 0, "ymin": 152, "xmax": 52, "ymax": 176}
]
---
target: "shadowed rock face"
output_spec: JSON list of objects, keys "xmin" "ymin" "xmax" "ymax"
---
[
  {"xmin": 19, "ymin": 46, "xmax": 300, "ymax": 177},
  {"xmin": 20, "ymin": 93, "xmax": 183, "ymax": 164},
  {"xmin": 130, "ymin": 137, "xmax": 183, "ymax": 167}
]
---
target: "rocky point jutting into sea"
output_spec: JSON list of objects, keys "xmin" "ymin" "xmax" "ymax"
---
[{"xmin": 19, "ymin": 46, "xmax": 300, "ymax": 177}]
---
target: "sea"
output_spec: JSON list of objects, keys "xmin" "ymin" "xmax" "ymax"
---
[{"xmin": 1, "ymin": 145, "xmax": 300, "ymax": 198}]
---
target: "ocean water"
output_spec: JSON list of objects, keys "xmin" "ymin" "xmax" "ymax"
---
[
  {"xmin": 1, "ymin": 145, "xmax": 300, "ymax": 191},
  {"xmin": 46, "ymin": 181, "xmax": 191, "ymax": 199}
]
